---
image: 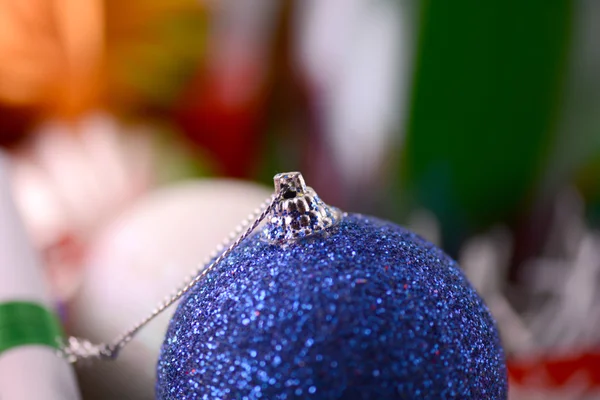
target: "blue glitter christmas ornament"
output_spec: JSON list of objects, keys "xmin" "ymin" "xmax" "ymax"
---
[{"xmin": 156, "ymin": 173, "xmax": 507, "ymax": 399}]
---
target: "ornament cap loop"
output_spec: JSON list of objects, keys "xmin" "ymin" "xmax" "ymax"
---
[{"xmin": 273, "ymin": 172, "xmax": 307, "ymax": 199}]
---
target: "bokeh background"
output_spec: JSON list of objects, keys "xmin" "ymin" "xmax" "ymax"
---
[{"xmin": 1, "ymin": 0, "xmax": 599, "ymax": 398}]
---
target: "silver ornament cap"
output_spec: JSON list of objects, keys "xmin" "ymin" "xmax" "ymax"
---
[{"xmin": 264, "ymin": 172, "xmax": 341, "ymax": 242}]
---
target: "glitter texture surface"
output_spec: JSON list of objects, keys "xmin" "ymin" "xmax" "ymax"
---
[{"xmin": 156, "ymin": 214, "xmax": 507, "ymax": 399}]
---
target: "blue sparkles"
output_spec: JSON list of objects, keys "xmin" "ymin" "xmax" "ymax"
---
[{"xmin": 156, "ymin": 214, "xmax": 507, "ymax": 399}]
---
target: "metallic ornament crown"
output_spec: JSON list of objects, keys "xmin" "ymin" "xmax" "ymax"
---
[{"xmin": 264, "ymin": 172, "xmax": 341, "ymax": 242}]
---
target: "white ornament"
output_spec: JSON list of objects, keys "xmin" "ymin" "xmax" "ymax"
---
[{"xmin": 68, "ymin": 179, "xmax": 271, "ymax": 399}]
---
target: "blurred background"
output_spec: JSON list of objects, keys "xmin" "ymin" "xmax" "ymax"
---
[{"xmin": 0, "ymin": 0, "xmax": 599, "ymax": 398}]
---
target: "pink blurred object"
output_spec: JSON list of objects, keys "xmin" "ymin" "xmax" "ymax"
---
[
  {"xmin": 0, "ymin": 152, "xmax": 81, "ymax": 400},
  {"xmin": 8, "ymin": 112, "xmax": 155, "ymax": 303}
]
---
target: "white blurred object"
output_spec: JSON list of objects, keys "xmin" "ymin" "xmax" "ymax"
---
[
  {"xmin": 459, "ymin": 227, "xmax": 534, "ymax": 354},
  {"xmin": 0, "ymin": 152, "xmax": 80, "ymax": 400},
  {"xmin": 204, "ymin": 0, "xmax": 280, "ymax": 108},
  {"xmin": 457, "ymin": 188, "xmax": 600, "ymax": 398},
  {"xmin": 9, "ymin": 112, "xmax": 155, "ymax": 303},
  {"xmin": 68, "ymin": 179, "xmax": 271, "ymax": 400},
  {"xmin": 296, "ymin": 0, "xmax": 413, "ymax": 196},
  {"xmin": 525, "ymin": 189, "xmax": 600, "ymax": 353}
]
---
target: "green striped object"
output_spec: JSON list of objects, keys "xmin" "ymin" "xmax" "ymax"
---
[
  {"xmin": 401, "ymin": 0, "xmax": 573, "ymax": 250},
  {"xmin": 0, "ymin": 301, "xmax": 63, "ymax": 356}
]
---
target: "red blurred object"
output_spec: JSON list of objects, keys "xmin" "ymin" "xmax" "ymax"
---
[
  {"xmin": 0, "ymin": 105, "xmax": 38, "ymax": 148},
  {"xmin": 173, "ymin": 0, "xmax": 281, "ymax": 179},
  {"xmin": 508, "ymin": 351, "xmax": 600, "ymax": 390},
  {"xmin": 176, "ymin": 62, "xmax": 266, "ymax": 178}
]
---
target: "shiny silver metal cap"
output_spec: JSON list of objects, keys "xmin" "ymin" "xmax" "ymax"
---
[{"xmin": 264, "ymin": 172, "xmax": 341, "ymax": 242}]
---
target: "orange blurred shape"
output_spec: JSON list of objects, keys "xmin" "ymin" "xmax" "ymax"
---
[{"xmin": 0, "ymin": 0, "xmax": 104, "ymax": 117}]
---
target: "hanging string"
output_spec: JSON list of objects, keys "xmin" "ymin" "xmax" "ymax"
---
[{"xmin": 59, "ymin": 193, "xmax": 279, "ymax": 363}]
